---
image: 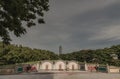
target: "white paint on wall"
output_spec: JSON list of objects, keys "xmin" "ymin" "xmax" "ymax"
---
[
  {"xmin": 109, "ymin": 69, "xmax": 120, "ymax": 73},
  {"xmin": 67, "ymin": 62, "xmax": 78, "ymax": 70},
  {"xmin": 36, "ymin": 63, "xmax": 40, "ymax": 70},
  {"xmin": 41, "ymin": 61, "xmax": 53, "ymax": 70},
  {"xmin": 54, "ymin": 61, "xmax": 66, "ymax": 70}
]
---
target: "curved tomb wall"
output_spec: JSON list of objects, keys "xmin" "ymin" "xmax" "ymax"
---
[
  {"xmin": 41, "ymin": 61, "xmax": 53, "ymax": 70},
  {"xmin": 54, "ymin": 61, "xmax": 66, "ymax": 70},
  {"xmin": 67, "ymin": 62, "xmax": 79, "ymax": 70}
]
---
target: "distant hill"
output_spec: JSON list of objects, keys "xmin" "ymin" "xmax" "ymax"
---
[
  {"xmin": 60, "ymin": 45, "xmax": 120, "ymax": 66},
  {"xmin": 0, "ymin": 42, "xmax": 120, "ymax": 66},
  {"xmin": 0, "ymin": 42, "xmax": 59, "ymax": 65}
]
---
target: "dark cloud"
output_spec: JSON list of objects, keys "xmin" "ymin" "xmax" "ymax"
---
[{"xmin": 10, "ymin": 0, "xmax": 120, "ymax": 53}]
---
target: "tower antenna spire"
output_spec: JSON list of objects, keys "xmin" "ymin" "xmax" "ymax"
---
[{"xmin": 59, "ymin": 45, "xmax": 62, "ymax": 55}]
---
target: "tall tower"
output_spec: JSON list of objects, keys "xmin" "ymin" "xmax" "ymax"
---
[{"xmin": 59, "ymin": 45, "xmax": 62, "ymax": 55}]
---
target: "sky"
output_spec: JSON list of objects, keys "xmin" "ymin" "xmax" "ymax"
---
[{"xmin": 10, "ymin": 0, "xmax": 120, "ymax": 53}]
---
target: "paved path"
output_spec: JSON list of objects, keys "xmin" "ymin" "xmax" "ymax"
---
[{"xmin": 0, "ymin": 73, "xmax": 120, "ymax": 79}]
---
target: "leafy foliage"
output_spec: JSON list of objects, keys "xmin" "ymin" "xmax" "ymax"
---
[
  {"xmin": 0, "ymin": 0, "xmax": 49, "ymax": 44},
  {"xmin": 0, "ymin": 42, "xmax": 120, "ymax": 66},
  {"xmin": 60, "ymin": 46, "xmax": 120, "ymax": 66},
  {"xmin": 0, "ymin": 42, "xmax": 59, "ymax": 65}
]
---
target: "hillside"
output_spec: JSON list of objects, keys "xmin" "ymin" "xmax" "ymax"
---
[
  {"xmin": 60, "ymin": 45, "xmax": 120, "ymax": 66},
  {"xmin": 0, "ymin": 42, "xmax": 59, "ymax": 65},
  {"xmin": 0, "ymin": 42, "xmax": 120, "ymax": 66}
]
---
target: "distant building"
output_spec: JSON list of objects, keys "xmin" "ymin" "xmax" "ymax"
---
[
  {"xmin": 111, "ymin": 54, "xmax": 118, "ymax": 60},
  {"xmin": 59, "ymin": 45, "xmax": 62, "ymax": 55}
]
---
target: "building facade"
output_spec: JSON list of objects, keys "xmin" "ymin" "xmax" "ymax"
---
[
  {"xmin": 30, "ymin": 60, "xmax": 120, "ymax": 73},
  {"xmin": 34, "ymin": 60, "xmax": 87, "ymax": 71}
]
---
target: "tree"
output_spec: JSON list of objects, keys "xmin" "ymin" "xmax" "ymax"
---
[{"xmin": 0, "ymin": 0, "xmax": 49, "ymax": 44}]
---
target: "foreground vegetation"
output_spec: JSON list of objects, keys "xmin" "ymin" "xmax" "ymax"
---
[
  {"xmin": 0, "ymin": 42, "xmax": 120, "ymax": 66},
  {"xmin": 0, "ymin": 42, "xmax": 59, "ymax": 65},
  {"xmin": 60, "ymin": 47, "xmax": 120, "ymax": 66}
]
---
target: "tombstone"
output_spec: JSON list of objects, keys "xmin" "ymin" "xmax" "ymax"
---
[{"xmin": 17, "ymin": 67, "xmax": 23, "ymax": 73}]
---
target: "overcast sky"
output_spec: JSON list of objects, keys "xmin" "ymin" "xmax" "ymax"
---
[{"xmin": 11, "ymin": 0, "xmax": 120, "ymax": 53}]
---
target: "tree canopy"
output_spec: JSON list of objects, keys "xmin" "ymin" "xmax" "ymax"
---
[
  {"xmin": 0, "ymin": 41, "xmax": 120, "ymax": 66},
  {"xmin": 0, "ymin": 42, "xmax": 59, "ymax": 65},
  {"xmin": 0, "ymin": 0, "xmax": 49, "ymax": 44},
  {"xmin": 60, "ymin": 45, "xmax": 120, "ymax": 66}
]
